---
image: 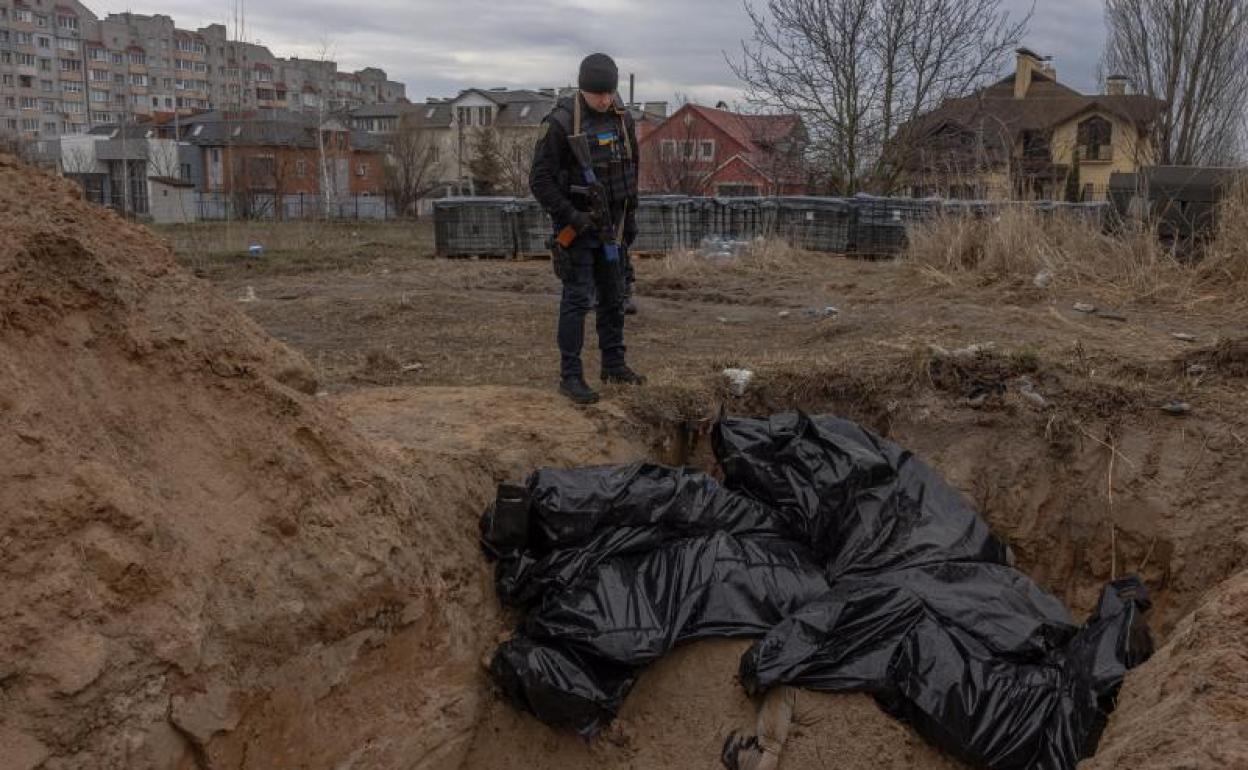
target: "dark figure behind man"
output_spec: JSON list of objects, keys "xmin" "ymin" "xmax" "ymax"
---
[{"xmin": 530, "ymin": 53, "xmax": 644, "ymax": 405}]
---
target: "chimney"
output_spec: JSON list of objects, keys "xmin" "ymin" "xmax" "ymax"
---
[
  {"xmin": 629, "ymin": 73, "xmax": 635, "ymax": 109},
  {"xmin": 1106, "ymin": 75, "xmax": 1128, "ymax": 96},
  {"xmin": 1014, "ymin": 47, "xmax": 1042, "ymax": 99}
]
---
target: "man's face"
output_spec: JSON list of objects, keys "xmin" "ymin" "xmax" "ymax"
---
[{"xmin": 582, "ymin": 91, "xmax": 616, "ymax": 113}]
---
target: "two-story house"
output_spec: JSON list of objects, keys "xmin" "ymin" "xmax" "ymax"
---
[
  {"xmin": 890, "ymin": 48, "xmax": 1166, "ymax": 201},
  {"xmin": 638, "ymin": 103, "xmax": 808, "ymax": 197},
  {"xmin": 178, "ymin": 109, "xmax": 385, "ymax": 201}
]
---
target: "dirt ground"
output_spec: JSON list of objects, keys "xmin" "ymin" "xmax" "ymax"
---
[
  {"xmin": 4, "ymin": 159, "xmax": 1246, "ymax": 770},
  {"xmin": 183, "ymin": 224, "xmax": 1248, "ymax": 768}
]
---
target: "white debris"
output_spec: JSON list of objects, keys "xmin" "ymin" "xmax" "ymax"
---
[
  {"xmin": 401, "ymin": 363, "xmax": 424, "ymax": 373},
  {"xmin": 1173, "ymin": 332, "xmax": 1198, "ymax": 342},
  {"xmin": 1017, "ymin": 376, "xmax": 1049, "ymax": 409},
  {"xmin": 238, "ymin": 286, "xmax": 258, "ymax": 303},
  {"xmin": 778, "ymin": 310, "xmax": 791, "ymax": 318},
  {"xmin": 1033, "ymin": 270, "xmax": 1054, "ymax": 289},
  {"xmin": 723, "ymin": 368, "xmax": 755, "ymax": 397},
  {"xmin": 1187, "ymin": 364, "xmax": 1208, "ymax": 376},
  {"xmin": 931, "ymin": 342, "xmax": 996, "ymax": 360},
  {"xmin": 1073, "ymin": 302, "xmax": 1096, "ymax": 314}
]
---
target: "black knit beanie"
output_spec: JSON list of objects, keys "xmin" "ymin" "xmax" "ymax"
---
[{"xmin": 578, "ymin": 53, "xmax": 619, "ymax": 94}]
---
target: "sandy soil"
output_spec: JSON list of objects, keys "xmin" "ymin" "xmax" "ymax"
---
[{"xmin": 4, "ymin": 152, "xmax": 1246, "ymax": 770}]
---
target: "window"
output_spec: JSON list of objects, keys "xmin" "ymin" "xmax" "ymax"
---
[
  {"xmin": 14, "ymin": 9, "xmax": 33, "ymax": 23},
  {"xmin": 39, "ymin": 58, "xmax": 52, "ymax": 72},
  {"xmin": 699, "ymin": 140, "xmax": 715, "ymax": 160},
  {"xmin": 295, "ymin": 159, "xmax": 308, "ymax": 177},
  {"xmin": 129, "ymin": 51, "xmax": 145, "ymax": 65},
  {"xmin": 457, "ymin": 106, "xmax": 472, "ymax": 126},
  {"xmin": 17, "ymin": 53, "xmax": 36, "ymax": 67},
  {"xmin": 150, "ymin": 96, "xmax": 159, "ymax": 107},
  {"xmin": 112, "ymin": 53, "xmax": 124, "ymax": 65},
  {"xmin": 64, "ymin": 122, "xmax": 85, "ymax": 134},
  {"xmin": 59, "ymin": 59, "xmax": 82, "ymax": 72},
  {"xmin": 19, "ymin": 75, "xmax": 33, "ymax": 89},
  {"xmin": 40, "ymin": 79, "xmax": 52, "ymax": 92},
  {"xmin": 40, "ymin": 99, "xmax": 55, "ymax": 113},
  {"xmin": 89, "ymin": 48, "xmax": 108, "ymax": 61},
  {"xmin": 0, "ymin": 53, "xmax": 9, "ymax": 66},
  {"xmin": 35, "ymin": 14, "xmax": 48, "ymax": 29},
  {"xmin": 1076, "ymin": 116, "xmax": 1113, "ymax": 161},
  {"xmin": 63, "ymin": 102, "xmax": 83, "ymax": 114},
  {"xmin": 37, "ymin": 35, "xmax": 51, "ymax": 49},
  {"xmin": 20, "ymin": 97, "xmax": 36, "ymax": 109},
  {"xmin": 162, "ymin": 78, "xmax": 172, "ymax": 89},
  {"xmin": 92, "ymin": 111, "xmax": 113, "ymax": 123},
  {"xmin": 58, "ymin": 15, "xmax": 79, "ymax": 31},
  {"xmin": 58, "ymin": 38, "xmax": 78, "ymax": 51},
  {"xmin": 2, "ymin": 97, "xmax": 13, "ymax": 109},
  {"xmin": 90, "ymin": 69, "xmax": 110, "ymax": 82},
  {"xmin": 4, "ymin": 120, "xmax": 18, "ymax": 132},
  {"xmin": 15, "ymin": 31, "xmax": 32, "ymax": 45},
  {"xmin": 22, "ymin": 119, "xmax": 40, "ymax": 132},
  {"xmin": 0, "ymin": 30, "xmax": 6, "ymax": 43},
  {"xmin": 90, "ymin": 89, "xmax": 108, "ymax": 102},
  {"xmin": 44, "ymin": 122, "xmax": 58, "ymax": 134},
  {"xmin": 62, "ymin": 81, "xmax": 83, "ymax": 93},
  {"xmin": 180, "ymin": 162, "xmax": 192, "ymax": 180},
  {"xmin": 478, "ymin": 106, "xmax": 492, "ymax": 126},
  {"xmin": 131, "ymin": 73, "xmax": 148, "ymax": 86},
  {"xmin": 357, "ymin": 162, "xmax": 370, "ymax": 177}
]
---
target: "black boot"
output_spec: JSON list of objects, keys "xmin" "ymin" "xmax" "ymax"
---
[
  {"xmin": 601, "ymin": 365, "xmax": 646, "ymax": 385},
  {"xmin": 623, "ymin": 296, "xmax": 638, "ymax": 316},
  {"xmin": 559, "ymin": 376, "xmax": 600, "ymax": 405}
]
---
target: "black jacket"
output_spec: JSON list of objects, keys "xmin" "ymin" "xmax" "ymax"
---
[{"xmin": 530, "ymin": 94, "xmax": 639, "ymax": 244}]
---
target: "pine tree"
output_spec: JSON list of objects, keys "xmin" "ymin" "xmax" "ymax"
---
[
  {"xmin": 1065, "ymin": 149, "xmax": 1082, "ymax": 202},
  {"xmin": 468, "ymin": 127, "xmax": 504, "ymax": 196}
]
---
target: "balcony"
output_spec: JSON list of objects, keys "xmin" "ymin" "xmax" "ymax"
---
[{"xmin": 1077, "ymin": 144, "xmax": 1113, "ymax": 163}]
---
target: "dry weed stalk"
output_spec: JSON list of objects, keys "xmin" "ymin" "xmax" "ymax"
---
[{"xmin": 905, "ymin": 199, "xmax": 1248, "ymax": 309}]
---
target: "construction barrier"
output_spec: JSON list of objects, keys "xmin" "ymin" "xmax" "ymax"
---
[{"xmin": 432, "ymin": 196, "xmax": 1111, "ymax": 258}]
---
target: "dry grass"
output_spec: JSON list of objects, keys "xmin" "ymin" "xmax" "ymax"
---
[
  {"xmin": 155, "ymin": 219, "xmax": 435, "ymax": 276},
  {"xmin": 655, "ymin": 237, "xmax": 813, "ymax": 279},
  {"xmin": 905, "ymin": 200, "xmax": 1248, "ymax": 309}
]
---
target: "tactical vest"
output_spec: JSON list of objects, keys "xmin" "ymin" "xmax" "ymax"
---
[{"xmin": 550, "ymin": 94, "xmax": 638, "ymax": 217}]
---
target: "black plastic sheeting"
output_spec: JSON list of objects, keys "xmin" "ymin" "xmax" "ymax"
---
[{"xmin": 480, "ymin": 413, "xmax": 1153, "ymax": 769}]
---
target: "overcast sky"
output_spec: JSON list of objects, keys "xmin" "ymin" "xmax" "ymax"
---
[{"xmin": 101, "ymin": 0, "xmax": 1107, "ymax": 105}]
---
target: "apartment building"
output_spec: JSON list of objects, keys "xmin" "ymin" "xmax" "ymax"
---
[
  {"xmin": 350, "ymin": 87, "xmax": 669, "ymax": 197},
  {"xmin": 0, "ymin": 0, "xmax": 406, "ymax": 145}
]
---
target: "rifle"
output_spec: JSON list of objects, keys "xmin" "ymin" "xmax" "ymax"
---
[{"xmin": 565, "ymin": 131, "xmax": 623, "ymax": 264}]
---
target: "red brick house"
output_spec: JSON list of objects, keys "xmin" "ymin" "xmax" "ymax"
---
[
  {"xmin": 639, "ymin": 103, "xmax": 808, "ymax": 196},
  {"xmin": 180, "ymin": 110, "xmax": 385, "ymax": 199}
]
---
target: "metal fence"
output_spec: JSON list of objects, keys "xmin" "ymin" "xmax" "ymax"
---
[
  {"xmin": 433, "ymin": 195, "xmax": 1111, "ymax": 258},
  {"xmin": 195, "ymin": 192, "xmax": 395, "ymax": 221}
]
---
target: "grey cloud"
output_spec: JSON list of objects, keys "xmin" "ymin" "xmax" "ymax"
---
[{"xmin": 104, "ymin": 0, "xmax": 1107, "ymax": 103}]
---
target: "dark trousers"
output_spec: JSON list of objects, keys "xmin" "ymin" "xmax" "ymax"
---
[{"xmin": 558, "ymin": 243, "xmax": 626, "ymax": 380}]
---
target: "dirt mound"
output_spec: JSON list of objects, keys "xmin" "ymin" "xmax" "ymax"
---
[
  {"xmin": 1083, "ymin": 568, "xmax": 1248, "ymax": 769},
  {"xmin": 0, "ymin": 155, "xmax": 473, "ymax": 767}
]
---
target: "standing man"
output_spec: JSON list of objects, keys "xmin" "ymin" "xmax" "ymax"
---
[{"xmin": 531, "ymin": 53, "xmax": 645, "ymax": 405}]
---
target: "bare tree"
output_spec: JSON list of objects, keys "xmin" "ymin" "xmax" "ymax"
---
[
  {"xmin": 496, "ymin": 131, "xmax": 536, "ymax": 197},
  {"xmin": 384, "ymin": 115, "xmax": 443, "ymax": 216},
  {"xmin": 1104, "ymin": 0, "xmax": 1248, "ymax": 165},
  {"xmin": 732, "ymin": 0, "xmax": 1029, "ymax": 193}
]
